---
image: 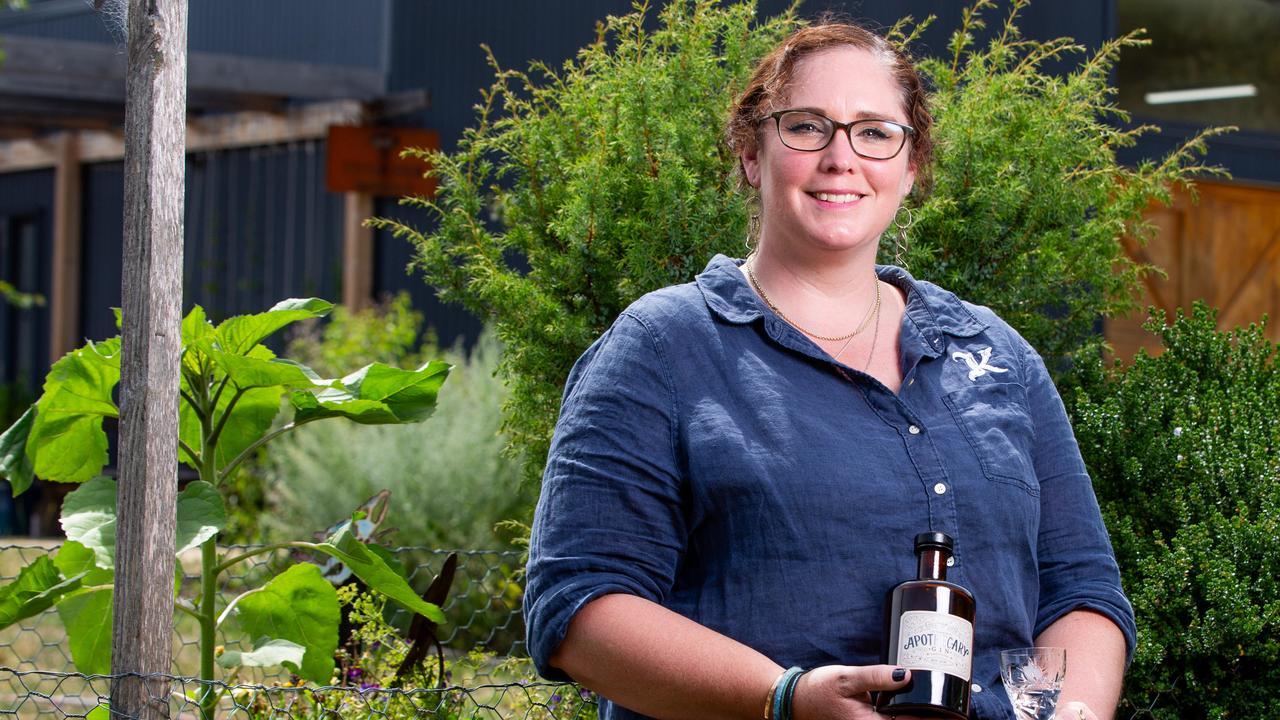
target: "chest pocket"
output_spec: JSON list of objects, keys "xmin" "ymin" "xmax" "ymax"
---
[{"xmin": 942, "ymin": 382, "xmax": 1038, "ymax": 496}]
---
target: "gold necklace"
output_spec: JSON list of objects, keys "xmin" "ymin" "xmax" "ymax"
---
[
  {"xmin": 746, "ymin": 262, "xmax": 881, "ymax": 342},
  {"xmin": 832, "ymin": 283, "xmax": 882, "ymax": 370}
]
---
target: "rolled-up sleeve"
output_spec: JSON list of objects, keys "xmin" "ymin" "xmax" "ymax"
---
[
  {"xmin": 1023, "ymin": 343, "xmax": 1137, "ymax": 662},
  {"xmin": 524, "ymin": 311, "xmax": 687, "ymax": 681}
]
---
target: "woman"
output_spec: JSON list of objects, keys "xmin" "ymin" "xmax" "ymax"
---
[{"xmin": 524, "ymin": 23, "xmax": 1134, "ymax": 720}]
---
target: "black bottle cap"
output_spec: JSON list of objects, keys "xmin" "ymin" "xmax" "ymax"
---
[{"xmin": 914, "ymin": 532, "xmax": 954, "ymax": 551}]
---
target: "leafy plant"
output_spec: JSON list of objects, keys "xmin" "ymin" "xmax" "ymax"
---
[
  {"xmin": 0, "ymin": 299, "xmax": 452, "ymax": 718},
  {"xmin": 371, "ymin": 0, "xmax": 801, "ymax": 485},
  {"xmin": 902, "ymin": 0, "xmax": 1228, "ymax": 374},
  {"xmin": 1067, "ymin": 303, "xmax": 1280, "ymax": 719},
  {"xmin": 230, "ymin": 583, "xmax": 597, "ymax": 720}
]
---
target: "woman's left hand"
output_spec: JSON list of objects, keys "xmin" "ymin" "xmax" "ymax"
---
[{"xmin": 1057, "ymin": 701, "xmax": 1099, "ymax": 720}]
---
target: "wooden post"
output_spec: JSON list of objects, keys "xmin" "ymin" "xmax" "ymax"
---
[
  {"xmin": 50, "ymin": 131, "xmax": 82, "ymax": 362},
  {"xmin": 111, "ymin": 1, "xmax": 187, "ymax": 718},
  {"xmin": 342, "ymin": 191, "xmax": 374, "ymax": 312}
]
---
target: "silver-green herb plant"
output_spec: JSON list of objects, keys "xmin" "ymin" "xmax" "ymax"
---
[
  {"xmin": 0, "ymin": 299, "xmax": 450, "ymax": 719},
  {"xmin": 267, "ymin": 327, "xmax": 530, "ymax": 552}
]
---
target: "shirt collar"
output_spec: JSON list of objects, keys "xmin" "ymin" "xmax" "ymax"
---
[{"xmin": 695, "ymin": 254, "xmax": 989, "ymax": 347}]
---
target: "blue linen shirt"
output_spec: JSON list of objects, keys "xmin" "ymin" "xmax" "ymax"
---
[{"xmin": 525, "ymin": 254, "xmax": 1136, "ymax": 720}]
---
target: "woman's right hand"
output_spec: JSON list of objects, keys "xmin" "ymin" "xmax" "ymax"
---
[{"xmin": 791, "ymin": 665, "xmax": 928, "ymax": 720}]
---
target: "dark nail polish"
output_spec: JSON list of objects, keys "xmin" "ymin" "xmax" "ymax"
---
[{"xmin": 891, "ymin": 668, "xmax": 907, "ymax": 682}]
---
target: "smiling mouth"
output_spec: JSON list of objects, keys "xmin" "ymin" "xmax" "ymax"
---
[{"xmin": 810, "ymin": 192, "xmax": 864, "ymax": 204}]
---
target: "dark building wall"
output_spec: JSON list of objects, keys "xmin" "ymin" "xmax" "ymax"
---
[
  {"xmin": 79, "ymin": 143, "xmax": 345, "ymax": 346},
  {"xmin": 3, "ymin": 0, "xmax": 388, "ymax": 68},
  {"xmin": 0, "ymin": 170, "xmax": 53, "ymax": 393}
]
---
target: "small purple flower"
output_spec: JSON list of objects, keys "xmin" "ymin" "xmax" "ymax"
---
[
  {"xmin": 347, "ymin": 668, "xmax": 364, "ymax": 680},
  {"xmin": 550, "ymin": 693, "xmax": 562, "ymax": 708},
  {"xmin": 360, "ymin": 682, "xmax": 380, "ymax": 691},
  {"xmin": 579, "ymin": 689, "xmax": 593, "ymax": 701}
]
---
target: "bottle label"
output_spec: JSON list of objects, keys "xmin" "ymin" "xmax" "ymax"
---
[{"xmin": 896, "ymin": 610, "xmax": 973, "ymax": 681}]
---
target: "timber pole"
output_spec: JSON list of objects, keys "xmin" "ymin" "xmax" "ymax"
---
[{"xmin": 110, "ymin": 0, "xmax": 188, "ymax": 718}]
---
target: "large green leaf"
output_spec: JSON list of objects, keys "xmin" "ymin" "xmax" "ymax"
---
[
  {"xmin": 58, "ymin": 588, "xmax": 112, "ymax": 675},
  {"xmin": 217, "ymin": 638, "xmax": 306, "ymax": 671},
  {"xmin": 54, "ymin": 540, "xmax": 113, "ymax": 586},
  {"xmin": 313, "ymin": 523, "xmax": 444, "ymax": 624},
  {"xmin": 180, "ymin": 305, "xmax": 216, "ymax": 379},
  {"xmin": 181, "ymin": 305, "xmax": 215, "ymax": 346},
  {"xmin": 0, "ymin": 556, "xmax": 82, "ymax": 628},
  {"xmin": 28, "ymin": 339, "xmax": 121, "ymax": 483},
  {"xmin": 0, "ymin": 405, "xmax": 35, "ymax": 496},
  {"xmin": 233, "ymin": 563, "xmax": 338, "ymax": 684},
  {"xmin": 60, "ymin": 477, "xmax": 117, "ymax": 569},
  {"xmin": 205, "ymin": 351, "xmax": 323, "ymax": 391},
  {"xmin": 175, "ymin": 481, "xmax": 226, "ymax": 554},
  {"xmin": 214, "ymin": 298, "xmax": 333, "ymax": 355},
  {"xmin": 290, "ymin": 361, "xmax": 451, "ymax": 426}
]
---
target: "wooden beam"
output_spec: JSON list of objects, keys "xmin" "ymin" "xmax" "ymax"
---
[
  {"xmin": 343, "ymin": 191, "xmax": 375, "ymax": 312},
  {"xmin": 110, "ymin": 0, "xmax": 186, "ymax": 716},
  {"xmin": 49, "ymin": 131, "xmax": 81, "ymax": 362},
  {"xmin": 0, "ymin": 100, "xmax": 363, "ymax": 173}
]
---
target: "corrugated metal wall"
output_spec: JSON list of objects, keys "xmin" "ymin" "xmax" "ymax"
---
[{"xmin": 78, "ymin": 143, "xmax": 345, "ymax": 345}]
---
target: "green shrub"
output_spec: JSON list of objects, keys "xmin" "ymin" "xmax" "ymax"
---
[
  {"xmin": 1067, "ymin": 303, "xmax": 1280, "ymax": 719},
  {"xmin": 265, "ymin": 329, "xmax": 530, "ymax": 551},
  {"xmin": 372, "ymin": 0, "xmax": 801, "ymax": 485},
  {"xmin": 907, "ymin": 0, "xmax": 1226, "ymax": 373},
  {"xmin": 376, "ymin": 0, "xmax": 1224, "ymax": 487}
]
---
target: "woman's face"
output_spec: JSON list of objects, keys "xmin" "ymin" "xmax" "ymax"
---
[{"xmin": 741, "ymin": 46, "xmax": 916, "ymax": 260}]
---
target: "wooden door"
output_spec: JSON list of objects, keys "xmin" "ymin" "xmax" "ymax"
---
[{"xmin": 1106, "ymin": 179, "xmax": 1280, "ymax": 360}]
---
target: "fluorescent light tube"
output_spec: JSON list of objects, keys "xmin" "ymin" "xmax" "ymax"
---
[{"xmin": 1144, "ymin": 84, "xmax": 1257, "ymax": 105}]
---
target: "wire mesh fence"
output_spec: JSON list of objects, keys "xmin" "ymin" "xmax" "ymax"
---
[
  {"xmin": 0, "ymin": 543, "xmax": 586, "ymax": 719},
  {"xmin": 0, "ymin": 668, "xmax": 596, "ymax": 719}
]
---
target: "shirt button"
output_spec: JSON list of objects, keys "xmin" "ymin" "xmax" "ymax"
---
[
  {"xmin": 972, "ymin": 683, "xmax": 982, "ymax": 693},
  {"xmin": 946, "ymin": 557, "xmax": 956, "ymax": 567},
  {"xmin": 933, "ymin": 482, "xmax": 947, "ymax": 495},
  {"xmin": 908, "ymin": 378, "xmax": 915, "ymax": 386},
  {"xmin": 908, "ymin": 425, "xmax": 921, "ymax": 435}
]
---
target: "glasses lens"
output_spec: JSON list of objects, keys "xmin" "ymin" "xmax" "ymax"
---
[
  {"xmin": 849, "ymin": 120, "xmax": 907, "ymax": 160},
  {"xmin": 776, "ymin": 111, "xmax": 834, "ymax": 151}
]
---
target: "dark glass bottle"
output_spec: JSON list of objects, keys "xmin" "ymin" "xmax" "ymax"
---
[{"xmin": 875, "ymin": 532, "xmax": 976, "ymax": 719}]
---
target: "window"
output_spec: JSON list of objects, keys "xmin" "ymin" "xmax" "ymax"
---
[{"xmin": 1116, "ymin": 0, "xmax": 1279, "ymax": 133}]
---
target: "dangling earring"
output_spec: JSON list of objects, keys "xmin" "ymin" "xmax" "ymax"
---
[
  {"xmin": 893, "ymin": 206, "xmax": 914, "ymax": 269},
  {"xmin": 745, "ymin": 212, "xmax": 760, "ymax": 254}
]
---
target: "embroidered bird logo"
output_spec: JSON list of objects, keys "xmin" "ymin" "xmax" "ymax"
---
[{"xmin": 951, "ymin": 346, "xmax": 1009, "ymax": 381}]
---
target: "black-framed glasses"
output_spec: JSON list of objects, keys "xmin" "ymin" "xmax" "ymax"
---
[{"xmin": 763, "ymin": 109, "xmax": 915, "ymax": 160}]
